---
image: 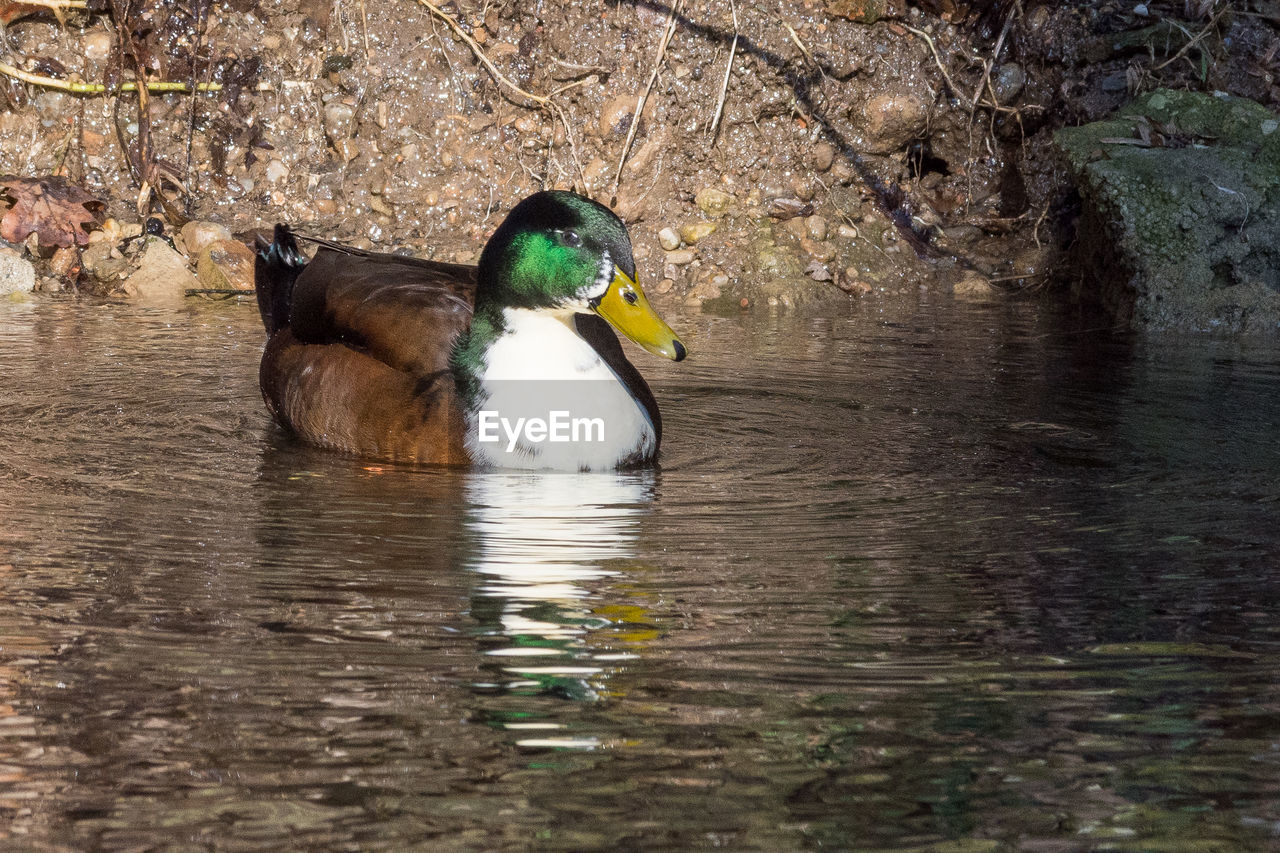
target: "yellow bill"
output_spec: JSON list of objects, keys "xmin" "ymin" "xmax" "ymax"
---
[{"xmin": 593, "ymin": 266, "xmax": 687, "ymax": 361}]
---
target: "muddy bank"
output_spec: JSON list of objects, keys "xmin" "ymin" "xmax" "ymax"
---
[{"xmin": 0, "ymin": 1, "xmax": 1277, "ymax": 317}]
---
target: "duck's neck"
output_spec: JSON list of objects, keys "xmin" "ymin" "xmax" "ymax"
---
[
  {"xmin": 451, "ymin": 305, "xmax": 658, "ymax": 470},
  {"xmin": 451, "ymin": 300, "xmax": 505, "ymax": 406}
]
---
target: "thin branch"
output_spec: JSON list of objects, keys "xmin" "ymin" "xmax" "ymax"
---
[
  {"xmin": 780, "ymin": 18, "xmax": 821, "ymax": 73},
  {"xmin": 0, "ymin": 62, "xmax": 304, "ymax": 93},
  {"xmin": 414, "ymin": 0, "xmax": 549, "ymax": 105},
  {"xmin": 902, "ymin": 25, "xmax": 965, "ymax": 102},
  {"xmin": 1153, "ymin": 5, "xmax": 1227, "ymax": 71},
  {"xmin": 707, "ymin": 0, "xmax": 738, "ymax": 141},
  {"xmin": 612, "ymin": 0, "xmax": 679, "ymax": 196}
]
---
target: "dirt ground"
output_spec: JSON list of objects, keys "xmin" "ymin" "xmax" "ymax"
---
[{"xmin": 1, "ymin": 0, "xmax": 1277, "ymax": 309}]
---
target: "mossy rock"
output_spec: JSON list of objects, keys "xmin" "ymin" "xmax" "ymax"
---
[{"xmin": 1055, "ymin": 89, "xmax": 1280, "ymax": 333}]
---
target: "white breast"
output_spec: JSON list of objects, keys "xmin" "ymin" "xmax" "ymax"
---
[{"xmin": 466, "ymin": 309, "xmax": 656, "ymax": 470}]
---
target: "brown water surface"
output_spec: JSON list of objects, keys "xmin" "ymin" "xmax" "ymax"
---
[{"xmin": 1, "ymin": 295, "xmax": 1279, "ymax": 850}]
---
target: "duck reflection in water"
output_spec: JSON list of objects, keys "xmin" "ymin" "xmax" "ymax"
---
[{"xmin": 464, "ymin": 471, "xmax": 656, "ymax": 720}]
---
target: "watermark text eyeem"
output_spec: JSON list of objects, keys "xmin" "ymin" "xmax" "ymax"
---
[{"xmin": 477, "ymin": 410, "xmax": 605, "ymax": 452}]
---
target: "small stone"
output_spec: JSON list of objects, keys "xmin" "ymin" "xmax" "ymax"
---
[
  {"xmin": 82, "ymin": 30, "xmax": 112, "ymax": 62},
  {"xmin": 792, "ymin": 178, "xmax": 816, "ymax": 201},
  {"xmin": 323, "ymin": 102, "xmax": 356, "ymax": 145},
  {"xmin": 804, "ymin": 214, "xmax": 829, "ymax": 241},
  {"xmin": 858, "ymin": 91, "xmax": 930, "ymax": 155},
  {"xmin": 739, "ymin": 297, "xmax": 750, "ymax": 309},
  {"xmin": 0, "ymin": 251, "xmax": 36, "ymax": 295},
  {"xmin": 335, "ymin": 139, "xmax": 359, "ymax": 163},
  {"xmin": 812, "ymin": 141, "xmax": 835, "ymax": 172},
  {"xmin": 953, "ymin": 273, "xmax": 996, "ymax": 297},
  {"xmin": 679, "ymin": 222, "xmax": 717, "ymax": 244},
  {"xmin": 837, "ymin": 224, "xmax": 859, "ymax": 240},
  {"xmin": 783, "ymin": 218, "xmax": 807, "ymax": 240},
  {"xmin": 314, "ymin": 199, "xmax": 339, "ymax": 216},
  {"xmin": 800, "ymin": 237, "xmax": 837, "ymax": 262},
  {"xmin": 265, "ymin": 160, "xmax": 289, "ymax": 184},
  {"xmin": 196, "ymin": 239, "xmax": 256, "ymax": 291},
  {"xmin": 992, "ymin": 63, "xmax": 1026, "ymax": 104},
  {"xmin": 943, "ymin": 224, "xmax": 983, "ymax": 244},
  {"xmin": 694, "ymin": 187, "xmax": 733, "ymax": 218},
  {"xmin": 767, "ymin": 198, "xmax": 813, "ymax": 220},
  {"xmin": 686, "ymin": 272, "xmax": 723, "ymax": 302},
  {"xmin": 599, "ymin": 94, "xmax": 645, "ymax": 137},
  {"xmin": 665, "ymin": 248, "xmax": 696, "ymax": 266},
  {"xmin": 657, "ymin": 227, "xmax": 681, "ymax": 251},
  {"xmin": 656, "ymin": 278, "xmax": 674, "ymax": 294},
  {"xmin": 838, "ymin": 271, "xmax": 872, "ymax": 295},
  {"xmin": 122, "ymin": 238, "xmax": 200, "ymax": 304},
  {"xmin": 514, "ymin": 115, "xmax": 539, "ymax": 134},
  {"xmin": 805, "ymin": 261, "xmax": 832, "ymax": 281},
  {"xmin": 180, "ymin": 221, "xmax": 233, "ymax": 257},
  {"xmin": 81, "ymin": 241, "xmax": 130, "ymax": 281},
  {"xmin": 50, "ymin": 246, "xmax": 80, "ymax": 279}
]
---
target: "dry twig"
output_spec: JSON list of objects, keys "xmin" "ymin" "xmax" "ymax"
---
[
  {"xmin": 414, "ymin": 0, "xmax": 549, "ymax": 105},
  {"xmin": 0, "ymin": 60, "xmax": 237, "ymax": 93},
  {"xmin": 707, "ymin": 0, "xmax": 738, "ymax": 141},
  {"xmin": 612, "ymin": 0, "xmax": 680, "ymax": 196},
  {"xmin": 1153, "ymin": 5, "xmax": 1228, "ymax": 71}
]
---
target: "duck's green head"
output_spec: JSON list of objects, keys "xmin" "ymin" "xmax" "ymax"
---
[{"xmin": 476, "ymin": 190, "xmax": 686, "ymax": 361}]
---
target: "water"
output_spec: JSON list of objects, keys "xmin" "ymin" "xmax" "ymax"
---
[{"xmin": 1, "ymin": 294, "xmax": 1279, "ymax": 851}]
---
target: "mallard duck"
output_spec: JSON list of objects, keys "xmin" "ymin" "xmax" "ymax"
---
[{"xmin": 254, "ymin": 190, "xmax": 687, "ymax": 470}]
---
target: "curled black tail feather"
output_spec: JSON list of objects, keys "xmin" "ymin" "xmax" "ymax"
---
[{"xmin": 254, "ymin": 224, "xmax": 308, "ymax": 334}]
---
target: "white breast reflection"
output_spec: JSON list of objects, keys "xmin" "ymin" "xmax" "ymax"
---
[
  {"xmin": 464, "ymin": 472, "xmax": 654, "ymax": 740},
  {"xmin": 463, "ymin": 469, "xmax": 652, "ymax": 645}
]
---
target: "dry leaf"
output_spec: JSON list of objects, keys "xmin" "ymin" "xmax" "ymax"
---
[{"xmin": 0, "ymin": 175, "xmax": 104, "ymax": 248}]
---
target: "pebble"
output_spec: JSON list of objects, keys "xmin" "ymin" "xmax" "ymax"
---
[
  {"xmin": 694, "ymin": 187, "xmax": 733, "ymax": 218},
  {"xmin": 197, "ymin": 240, "xmax": 256, "ymax": 291},
  {"xmin": 323, "ymin": 102, "xmax": 356, "ymax": 146},
  {"xmin": 992, "ymin": 64, "xmax": 1026, "ymax": 104},
  {"xmin": 953, "ymin": 273, "xmax": 996, "ymax": 297},
  {"xmin": 657, "ymin": 227, "xmax": 681, "ymax": 251},
  {"xmin": 82, "ymin": 31, "xmax": 112, "ymax": 63},
  {"xmin": 265, "ymin": 160, "xmax": 289, "ymax": 184},
  {"xmin": 805, "ymin": 215, "xmax": 828, "ymax": 242},
  {"xmin": 180, "ymin": 221, "xmax": 233, "ymax": 257},
  {"xmin": 837, "ymin": 224, "xmax": 859, "ymax": 240},
  {"xmin": 123, "ymin": 238, "xmax": 200, "ymax": 304},
  {"xmin": 314, "ymin": 199, "xmax": 339, "ymax": 216},
  {"xmin": 783, "ymin": 218, "xmax": 807, "ymax": 240},
  {"xmin": 805, "ymin": 261, "xmax": 832, "ymax": 282},
  {"xmin": 599, "ymin": 94, "xmax": 642, "ymax": 137},
  {"xmin": 812, "ymin": 142, "xmax": 835, "ymax": 172},
  {"xmin": 0, "ymin": 251, "xmax": 36, "ymax": 295},
  {"xmin": 800, "ymin": 237, "xmax": 837, "ymax": 263},
  {"xmin": 665, "ymin": 249, "xmax": 696, "ymax": 266},
  {"xmin": 767, "ymin": 198, "xmax": 813, "ymax": 220},
  {"xmin": 49, "ymin": 246, "xmax": 80, "ymax": 279},
  {"xmin": 839, "ymin": 271, "xmax": 872, "ymax": 295},
  {"xmin": 858, "ymin": 91, "xmax": 930, "ymax": 155},
  {"xmin": 656, "ymin": 278, "xmax": 674, "ymax": 294},
  {"xmin": 679, "ymin": 222, "xmax": 717, "ymax": 244}
]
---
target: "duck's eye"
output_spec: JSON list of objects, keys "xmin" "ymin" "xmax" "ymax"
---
[
  {"xmin": 561, "ymin": 230, "xmax": 582, "ymax": 248},
  {"xmin": 623, "ymin": 290, "xmax": 638, "ymax": 305}
]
